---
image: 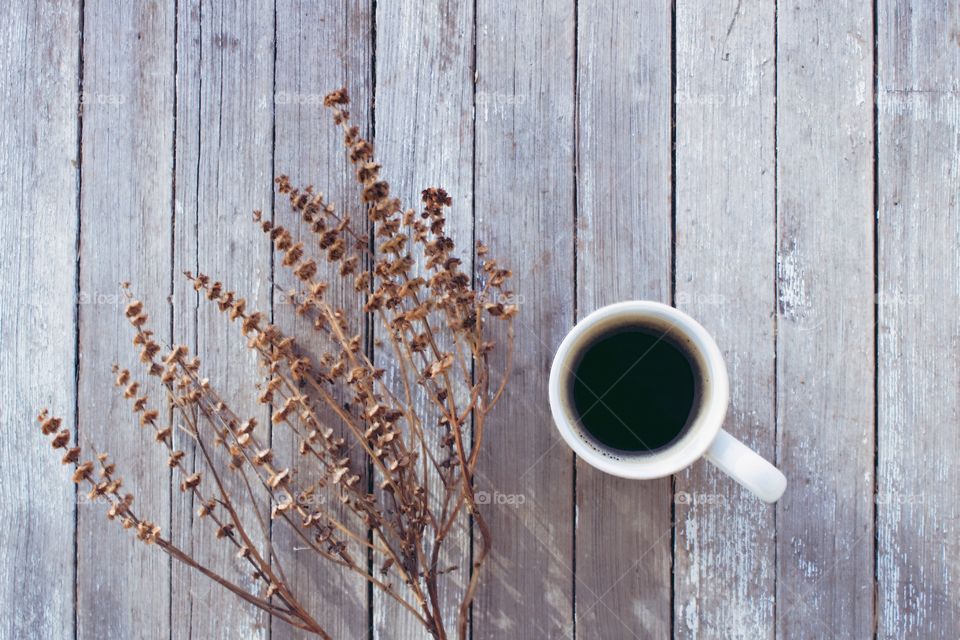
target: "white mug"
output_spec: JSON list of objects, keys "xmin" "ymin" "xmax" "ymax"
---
[{"xmin": 548, "ymin": 301, "xmax": 786, "ymax": 503}]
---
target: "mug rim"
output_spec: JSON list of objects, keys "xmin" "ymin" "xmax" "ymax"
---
[{"xmin": 548, "ymin": 301, "xmax": 730, "ymax": 479}]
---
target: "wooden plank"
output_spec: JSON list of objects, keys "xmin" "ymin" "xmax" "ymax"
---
[
  {"xmin": 574, "ymin": 1, "xmax": 673, "ymax": 638},
  {"xmin": 170, "ymin": 1, "xmax": 275, "ymax": 637},
  {"xmin": 673, "ymin": 2, "xmax": 777, "ymax": 637},
  {"xmin": 0, "ymin": 1, "xmax": 79, "ymax": 637},
  {"xmin": 271, "ymin": 0, "xmax": 373, "ymax": 637},
  {"xmin": 372, "ymin": 0, "xmax": 468, "ymax": 628},
  {"xmin": 877, "ymin": 2, "xmax": 960, "ymax": 637},
  {"xmin": 169, "ymin": 1, "xmax": 204, "ymax": 636},
  {"xmin": 169, "ymin": 0, "xmax": 201, "ymax": 632},
  {"xmin": 473, "ymin": 1, "xmax": 575, "ymax": 637},
  {"xmin": 371, "ymin": 1, "xmax": 476, "ymax": 637},
  {"xmin": 775, "ymin": 2, "xmax": 876, "ymax": 637},
  {"xmin": 75, "ymin": 1, "xmax": 175, "ymax": 637}
]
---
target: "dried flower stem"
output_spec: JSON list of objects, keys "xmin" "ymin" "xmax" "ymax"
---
[{"xmin": 39, "ymin": 87, "xmax": 515, "ymax": 640}]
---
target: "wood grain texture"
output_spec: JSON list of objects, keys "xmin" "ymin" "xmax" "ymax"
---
[
  {"xmin": 673, "ymin": 2, "xmax": 777, "ymax": 638},
  {"xmin": 574, "ymin": 2, "xmax": 673, "ymax": 638},
  {"xmin": 169, "ymin": 0, "xmax": 201, "ymax": 633},
  {"xmin": 0, "ymin": 1, "xmax": 79, "ymax": 638},
  {"xmin": 6, "ymin": 1, "xmax": 960, "ymax": 637},
  {"xmin": 473, "ymin": 1, "xmax": 576, "ymax": 638},
  {"xmin": 373, "ymin": 0, "xmax": 475, "ymax": 637},
  {"xmin": 170, "ymin": 1, "xmax": 275, "ymax": 637},
  {"xmin": 271, "ymin": 0, "xmax": 373, "ymax": 637},
  {"xmin": 775, "ymin": 2, "xmax": 876, "ymax": 638},
  {"xmin": 877, "ymin": 2, "xmax": 960, "ymax": 637},
  {"xmin": 75, "ymin": 1, "xmax": 175, "ymax": 637}
]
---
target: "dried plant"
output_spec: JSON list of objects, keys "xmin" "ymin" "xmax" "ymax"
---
[{"xmin": 38, "ymin": 88, "xmax": 515, "ymax": 640}]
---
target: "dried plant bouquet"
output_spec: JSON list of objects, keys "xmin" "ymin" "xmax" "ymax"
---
[{"xmin": 38, "ymin": 88, "xmax": 515, "ymax": 639}]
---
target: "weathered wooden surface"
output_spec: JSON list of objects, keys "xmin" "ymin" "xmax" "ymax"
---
[
  {"xmin": 373, "ymin": 1, "xmax": 475, "ymax": 637},
  {"xmin": 2, "ymin": 0, "xmax": 960, "ymax": 638},
  {"xmin": 674, "ymin": 1, "xmax": 777, "ymax": 638},
  {"xmin": 776, "ymin": 2, "xmax": 876, "ymax": 638},
  {"xmin": 76, "ymin": 1, "xmax": 175, "ymax": 638},
  {"xmin": 0, "ymin": 1, "xmax": 79, "ymax": 638},
  {"xmin": 171, "ymin": 1, "xmax": 275, "ymax": 638},
  {"xmin": 877, "ymin": 2, "xmax": 960, "ymax": 637},
  {"xmin": 473, "ymin": 0, "xmax": 576, "ymax": 638},
  {"xmin": 575, "ymin": 2, "xmax": 673, "ymax": 638},
  {"xmin": 272, "ymin": 1, "xmax": 372, "ymax": 637}
]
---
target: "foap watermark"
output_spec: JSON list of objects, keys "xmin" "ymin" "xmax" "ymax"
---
[
  {"xmin": 77, "ymin": 290, "xmax": 128, "ymax": 307},
  {"xmin": 876, "ymin": 291, "xmax": 924, "ymax": 308},
  {"xmin": 476, "ymin": 91, "xmax": 526, "ymax": 108},
  {"xmin": 76, "ymin": 490, "xmax": 113, "ymax": 507},
  {"xmin": 263, "ymin": 91, "xmax": 327, "ymax": 109},
  {"xmin": 79, "ymin": 91, "xmax": 126, "ymax": 107},
  {"xmin": 275, "ymin": 289, "xmax": 312, "ymax": 307},
  {"xmin": 675, "ymin": 291, "xmax": 727, "ymax": 307},
  {"xmin": 275, "ymin": 491, "xmax": 331, "ymax": 510},
  {"xmin": 874, "ymin": 492, "xmax": 926, "ymax": 506},
  {"xmin": 477, "ymin": 290, "xmax": 524, "ymax": 307},
  {"xmin": 674, "ymin": 491, "xmax": 727, "ymax": 507},
  {"xmin": 675, "ymin": 90, "xmax": 753, "ymax": 109},
  {"xmin": 474, "ymin": 490, "xmax": 526, "ymax": 507}
]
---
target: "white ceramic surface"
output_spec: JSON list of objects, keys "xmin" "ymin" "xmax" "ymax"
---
[{"xmin": 548, "ymin": 301, "xmax": 786, "ymax": 503}]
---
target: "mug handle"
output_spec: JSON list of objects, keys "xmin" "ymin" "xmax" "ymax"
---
[{"xmin": 703, "ymin": 429, "xmax": 787, "ymax": 503}]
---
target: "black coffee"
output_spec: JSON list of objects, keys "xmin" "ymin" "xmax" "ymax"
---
[{"xmin": 570, "ymin": 327, "xmax": 699, "ymax": 453}]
